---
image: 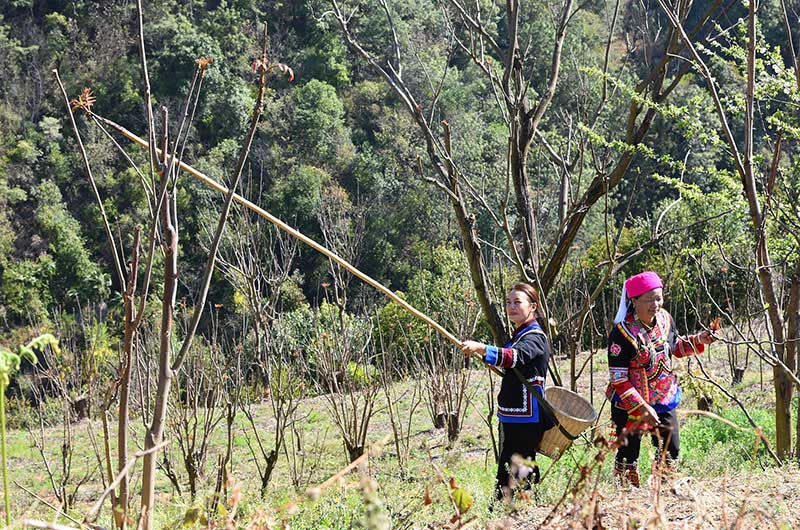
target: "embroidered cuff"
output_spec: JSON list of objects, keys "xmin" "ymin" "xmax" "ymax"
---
[
  {"xmin": 483, "ymin": 345, "xmax": 498, "ymax": 365},
  {"xmin": 674, "ymin": 336, "xmax": 705, "ymax": 357},
  {"xmin": 618, "ymin": 387, "xmax": 646, "ymax": 410},
  {"xmin": 690, "ymin": 335, "xmax": 706, "ymax": 354}
]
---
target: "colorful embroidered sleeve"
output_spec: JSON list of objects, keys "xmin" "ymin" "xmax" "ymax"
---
[
  {"xmin": 607, "ymin": 327, "xmax": 645, "ymax": 411},
  {"xmin": 667, "ymin": 313, "xmax": 705, "ymax": 358},
  {"xmin": 484, "ymin": 332, "xmax": 547, "ymax": 369},
  {"xmin": 483, "ymin": 345, "xmax": 505, "ymax": 366}
]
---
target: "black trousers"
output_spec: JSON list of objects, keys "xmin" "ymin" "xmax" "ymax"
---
[
  {"xmin": 495, "ymin": 421, "xmax": 546, "ymax": 500},
  {"xmin": 611, "ymin": 405, "xmax": 680, "ymax": 467}
]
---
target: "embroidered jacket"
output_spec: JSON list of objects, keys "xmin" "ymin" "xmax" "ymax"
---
[
  {"xmin": 484, "ymin": 321, "xmax": 550, "ymax": 423},
  {"xmin": 606, "ymin": 309, "xmax": 704, "ymax": 414}
]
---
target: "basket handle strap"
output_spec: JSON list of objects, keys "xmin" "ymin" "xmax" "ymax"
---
[{"xmin": 507, "ymin": 366, "xmax": 579, "ymax": 440}]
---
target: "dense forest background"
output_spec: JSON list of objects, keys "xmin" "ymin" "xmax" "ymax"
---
[
  {"xmin": 1, "ymin": 0, "xmax": 800, "ymax": 527},
  {"xmin": 2, "ymin": 0, "xmax": 795, "ymax": 330}
]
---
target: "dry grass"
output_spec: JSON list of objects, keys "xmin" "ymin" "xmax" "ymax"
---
[
  {"xmin": 6, "ymin": 341, "xmax": 795, "ymax": 529},
  {"xmin": 484, "ymin": 464, "xmax": 800, "ymax": 529}
]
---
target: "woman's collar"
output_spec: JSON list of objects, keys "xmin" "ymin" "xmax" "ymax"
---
[{"xmin": 513, "ymin": 318, "xmax": 539, "ymax": 335}]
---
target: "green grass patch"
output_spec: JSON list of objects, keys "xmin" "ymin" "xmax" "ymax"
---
[{"xmin": 681, "ymin": 406, "xmax": 776, "ymax": 474}]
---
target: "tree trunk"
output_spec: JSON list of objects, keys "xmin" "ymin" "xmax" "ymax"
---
[
  {"xmin": 742, "ymin": 3, "xmax": 790, "ymax": 457},
  {"xmin": 140, "ymin": 192, "xmax": 178, "ymax": 528},
  {"xmin": 787, "ymin": 267, "xmax": 800, "ymax": 459},
  {"xmin": 116, "ymin": 229, "xmax": 140, "ymax": 529},
  {"xmin": 510, "ymin": 126, "xmax": 539, "ymax": 271},
  {"xmin": 441, "ymin": 123, "xmax": 508, "ymax": 343}
]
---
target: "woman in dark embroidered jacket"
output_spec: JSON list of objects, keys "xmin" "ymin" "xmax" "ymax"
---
[
  {"xmin": 607, "ymin": 271, "xmax": 716, "ymax": 487},
  {"xmin": 461, "ymin": 282, "xmax": 553, "ymax": 501}
]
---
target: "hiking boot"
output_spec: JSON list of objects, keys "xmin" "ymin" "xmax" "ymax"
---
[
  {"xmin": 651, "ymin": 457, "xmax": 678, "ymax": 484},
  {"xmin": 614, "ymin": 461, "xmax": 640, "ymax": 488}
]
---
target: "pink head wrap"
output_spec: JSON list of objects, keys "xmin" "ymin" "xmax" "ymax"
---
[
  {"xmin": 613, "ymin": 271, "xmax": 663, "ymax": 324},
  {"xmin": 625, "ymin": 271, "xmax": 663, "ymax": 298}
]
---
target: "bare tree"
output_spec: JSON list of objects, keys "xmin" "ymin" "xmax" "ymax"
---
[
  {"xmin": 215, "ymin": 177, "xmax": 300, "ymax": 368},
  {"xmin": 312, "ymin": 307, "xmax": 382, "ymax": 461},
  {"xmin": 375, "ymin": 324, "xmax": 424, "ymax": 478},
  {"xmin": 27, "ymin": 355, "xmax": 97, "ymax": 512},
  {"xmin": 299, "ymin": 175, "xmax": 383, "ymax": 462},
  {"xmin": 167, "ymin": 337, "xmax": 227, "ymax": 500},
  {"xmin": 211, "ymin": 324, "xmax": 248, "ymax": 506},
  {"xmin": 419, "ymin": 333, "xmax": 476, "ymax": 443},
  {"xmin": 656, "ymin": 0, "xmax": 800, "ymax": 458},
  {"xmin": 283, "ymin": 421, "xmax": 330, "ymax": 495},
  {"xmin": 327, "ymin": 0, "xmax": 728, "ymax": 353},
  {"xmin": 243, "ymin": 358, "xmax": 301, "ymax": 498}
]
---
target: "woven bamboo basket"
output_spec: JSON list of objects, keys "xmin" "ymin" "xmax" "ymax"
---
[{"xmin": 538, "ymin": 386, "xmax": 598, "ymax": 460}]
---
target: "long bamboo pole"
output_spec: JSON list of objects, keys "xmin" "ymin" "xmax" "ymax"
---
[{"xmin": 92, "ymin": 113, "xmax": 502, "ymax": 376}]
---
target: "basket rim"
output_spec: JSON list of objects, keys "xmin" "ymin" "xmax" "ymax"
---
[{"xmin": 544, "ymin": 386, "xmax": 599, "ymax": 424}]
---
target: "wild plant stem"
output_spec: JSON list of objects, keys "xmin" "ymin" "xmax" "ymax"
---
[{"xmin": 1, "ymin": 381, "xmax": 10, "ymax": 526}]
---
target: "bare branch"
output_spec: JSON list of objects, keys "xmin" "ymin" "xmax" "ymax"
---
[
  {"xmin": 53, "ymin": 70, "xmax": 126, "ymax": 288},
  {"xmin": 172, "ymin": 25, "xmax": 271, "ymax": 371},
  {"xmin": 446, "ymin": 0, "xmax": 502, "ymax": 57}
]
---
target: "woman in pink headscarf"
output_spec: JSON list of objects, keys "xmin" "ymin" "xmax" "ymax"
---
[{"xmin": 606, "ymin": 271, "xmax": 716, "ymax": 486}]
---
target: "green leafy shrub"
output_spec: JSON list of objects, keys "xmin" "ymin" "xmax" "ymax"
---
[
  {"xmin": 1, "ymin": 256, "xmax": 55, "ymax": 322},
  {"xmin": 33, "ymin": 181, "xmax": 110, "ymax": 303},
  {"xmin": 681, "ymin": 407, "xmax": 776, "ymax": 473}
]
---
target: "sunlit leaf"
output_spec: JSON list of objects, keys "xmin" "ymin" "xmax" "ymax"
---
[{"xmin": 451, "ymin": 487, "xmax": 473, "ymax": 515}]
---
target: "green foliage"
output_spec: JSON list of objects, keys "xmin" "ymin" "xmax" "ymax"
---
[
  {"xmin": 0, "ymin": 338, "xmax": 41, "ymax": 387},
  {"xmin": 345, "ymin": 361, "xmax": 380, "ymax": 387},
  {"xmin": 268, "ymin": 164, "xmax": 331, "ymax": 233},
  {"xmin": 406, "ymin": 245, "xmax": 481, "ymax": 327},
  {"xmin": 681, "ymin": 370, "xmax": 725, "ymax": 410},
  {"xmin": 74, "ymin": 316, "xmax": 116, "ymax": 392},
  {"xmin": 681, "ymin": 407, "xmax": 776, "ymax": 472},
  {"xmin": 292, "ymin": 79, "xmax": 353, "ymax": 165},
  {"xmin": 376, "ymin": 245, "xmax": 480, "ymax": 368},
  {"xmin": 33, "ymin": 181, "xmax": 110, "ymax": 303},
  {"xmin": 376, "ymin": 291, "xmax": 431, "ymax": 359},
  {"xmin": 269, "ymin": 363, "xmax": 305, "ymax": 401},
  {"xmin": 277, "ymin": 273, "xmax": 308, "ymax": 313},
  {"xmin": 148, "ymin": 14, "xmax": 224, "ymax": 98},
  {"xmin": 181, "ymin": 504, "xmax": 208, "ymax": 527},
  {"xmin": 299, "ymin": 32, "xmax": 351, "ymax": 88},
  {"xmin": 2, "ymin": 394, "xmax": 61, "ymax": 430},
  {"xmin": 200, "ymin": 75, "xmax": 254, "ymax": 143},
  {"xmin": 9, "ymin": 139, "xmax": 39, "ymax": 163},
  {"xmin": 1, "ymin": 257, "xmax": 55, "ymax": 321},
  {"xmin": 272, "ymin": 303, "xmax": 315, "ymax": 360}
]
